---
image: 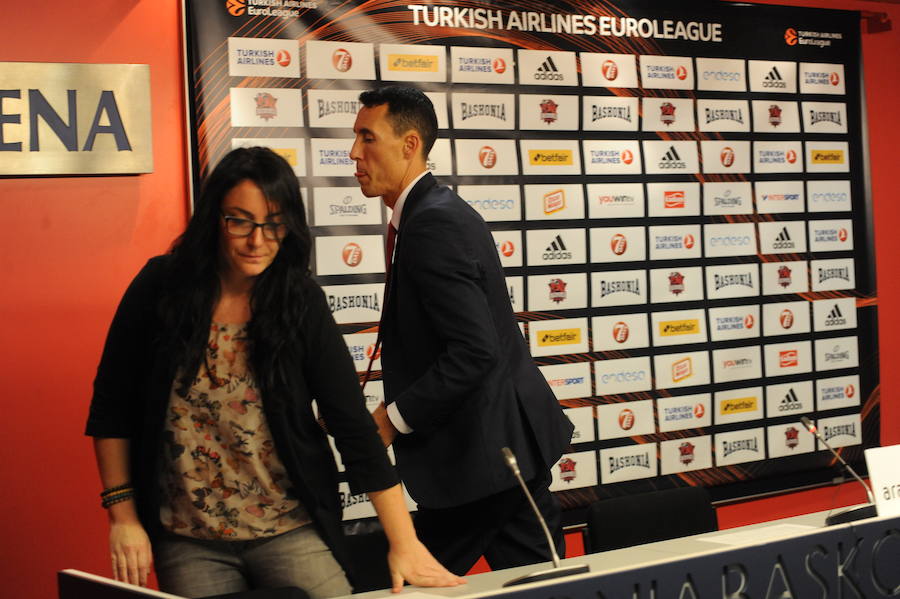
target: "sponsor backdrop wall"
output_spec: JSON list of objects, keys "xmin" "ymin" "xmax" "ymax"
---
[
  {"xmin": 185, "ymin": 0, "xmax": 881, "ymax": 519},
  {"xmin": 0, "ymin": 2, "xmax": 897, "ymax": 598}
]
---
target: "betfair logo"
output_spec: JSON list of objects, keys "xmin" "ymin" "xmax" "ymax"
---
[
  {"xmin": 538, "ymin": 328, "xmax": 581, "ymax": 346},
  {"xmin": 720, "ymin": 397, "xmax": 758, "ymax": 414},
  {"xmin": 388, "ymin": 54, "xmax": 439, "ymax": 72},
  {"xmin": 271, "ymin": 148, "xmax": 298, "ymax": 166},
  {"xmin": 812, "ymin": 150, "xmax": 844, "ymax": 164},
  {"xmin": 529, "ymin": 150, "xmax": 573, "ymax": 166},
  {"xmin": 659, "ymin": 320, "xmax": 699, "ymax": 336}
]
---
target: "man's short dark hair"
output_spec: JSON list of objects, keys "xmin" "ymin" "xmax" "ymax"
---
[{"xmin": 359, "ymin": 85, "xmax": 438, "ymax": 158}]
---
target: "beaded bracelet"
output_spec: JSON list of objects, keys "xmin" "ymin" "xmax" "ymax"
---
[
  {"xmin": 100, "ymin": 483, "xmax": 132, "ymax": 498},
  {"xmin": 102, "ymin": 491, "xmax": 135, "ymax": 508}
]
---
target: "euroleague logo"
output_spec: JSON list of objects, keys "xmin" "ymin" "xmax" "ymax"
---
[
  {"xmin": 784, "ymin": 28, "xmax": 798, "ymax": 46},
  {"xmin": 342, "ymin": 242, "xmax": 363, "ymax": 267},
  {"xmin": 479, "ymin": 146, "xmax": 497, "ymax": 168},
  {"xmin": 610, "ymin": 233, "xmax": 628, "ymax": 255},
  {"xmin": 226, "ymin": 0, "xmax": 247, "ymax": 16},
  {"xmin": 333, "ymin": 48, "xmax": 353, "ymax": 72},
  {"xmin": 618, "ymin": 408, "xmax": 635, "ymax": 430},
  {"xmin": 602, "ymin": 59, "xmax": 618, "ymax": 81},
  {"xmin": 612, "ymin": 321, "xmax": 630, "ymax": 343}
]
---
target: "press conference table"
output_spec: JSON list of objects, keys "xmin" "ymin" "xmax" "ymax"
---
[{"xmin": 347, "ymin": 507, "xmax": 900, "ymax": 599}]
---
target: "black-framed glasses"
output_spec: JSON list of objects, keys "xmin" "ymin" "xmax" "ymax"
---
[{"xmin": 222, "ymin": 214, "xmax": 287, "ymax": 240}]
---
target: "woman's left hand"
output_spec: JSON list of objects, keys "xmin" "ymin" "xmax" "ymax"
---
[{"xmin": 387, "ymin": 539, "xmax": 466, "ymax": 592}]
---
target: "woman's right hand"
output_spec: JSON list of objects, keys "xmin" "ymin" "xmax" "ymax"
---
[{"xmin": 109, "ymin": 520, "xmax": 153, "ymax": 587}]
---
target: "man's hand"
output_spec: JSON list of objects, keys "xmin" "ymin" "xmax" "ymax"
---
[
  {"xmin": 109, "ymin": 520, "xmax": 153, "ymax": 586},
  {"xmin": 371, "ymin": 402, "xmax": 399, "ymax": 447},
  {"xmin": 387, "ymin": 538, "xmax": 466, "ymax": 592}
]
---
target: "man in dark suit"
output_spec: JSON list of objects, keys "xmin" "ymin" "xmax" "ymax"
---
[{"xmin": 349, "ymin": 85, "xmax": 574, "ymax": 575}]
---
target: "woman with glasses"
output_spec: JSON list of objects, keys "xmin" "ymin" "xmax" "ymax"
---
[{"xmin": 85, "ymin": 147, "xmax": 463, "ymax": 598}]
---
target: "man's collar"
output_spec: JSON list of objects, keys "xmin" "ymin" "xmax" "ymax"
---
[{"xmin": 389, "ymin": 170, "xmax": 429, "ymax": 230}]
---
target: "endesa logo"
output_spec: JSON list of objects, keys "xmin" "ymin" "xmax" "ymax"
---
[{"xmin": 342, "ymin": 242, "xmax": 363, "ymax": 267}]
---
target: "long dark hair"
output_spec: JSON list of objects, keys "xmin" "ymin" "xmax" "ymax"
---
[{"xmin": 160, "ymin": 146, "xmax": 312, "ymax": 394}]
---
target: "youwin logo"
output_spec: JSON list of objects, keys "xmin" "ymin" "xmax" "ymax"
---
[
  {"xmin": 226, "ymin": 0, "xmax": 247, "ymax": 16},
  {"xmin": 659, "ymin": 145, "xmax": 686, "ymax": 169},
  {"xmin": 534, "ymin": 56, "xmax": 563, "ymax": 81},
  {"xmin": 764, "ymin": 66, "xmax": 787, "ymax": 89}
]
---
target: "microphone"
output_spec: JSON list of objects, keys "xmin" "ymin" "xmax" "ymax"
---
[
  {"xmin": 500, "ymin": 447, "xmax": 589, "ymax": 587},
  {"xmin": 799, "ymin": 416, "xmax": 877, "ymax": 525}
]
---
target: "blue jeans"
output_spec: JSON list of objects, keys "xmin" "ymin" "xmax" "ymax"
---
[{"xmin": 153, "ymin": 525, "xmax": 352, "ymax": 598}]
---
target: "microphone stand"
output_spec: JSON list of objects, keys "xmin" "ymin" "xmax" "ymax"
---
[
  {"xmin": 800, "ymin": 417, "xmax": 878, "ymax": 525},
  {"xmin": 500, "ymin": 447, "xmax": 589, "ymax": 587}
]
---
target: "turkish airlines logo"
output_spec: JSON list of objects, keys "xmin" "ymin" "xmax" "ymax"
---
[
  {"xmin": 610, "ymin": 233, "xmax": 628, "ymax": 255},
  {"xmin": 342, "ymin": 242, "xmax": 363, "ymax": 267},
  {"xmin": 332, "ymin": 48, "xmax": 353, "ymax": 72},
  {"xmin": 784, "ymin": 28, "xmax": 798, "ymax": 46},
  {"xmin": 676, "ymin": 66, "xmax": 688, "ymax": 80},
  {"xmin": 276, "ymin": 50, "xmax": 292, "ymax": 67},
  {"xmin": 745, "ymin": 314, "xmax": 755, "ymax": 329},
  {"xmin": 830, "ymin": 72, "xmax": 840, "ymax": 86},
  {"xmin": 683, "ymin": 234, "xmax": 695, "ymax": 249},
  {"xmin": 365, "ymin": 343, "xmax": 381, "ymax": 360},
  {"xmin": 602, "ymin": 60, "xmax": 618, "ymax": 80},
  {"xmin": 493, "ymin": 58, "xmax": 507, "ymax": 74},
  {"xmin": 845, "ymin": 384, "xmax": 855, "ymax": 398},
  {"xmin": 479, "ymin": 146, "xmax": 497, "ymax": 168},
  {"xmin": 838, "ymin": 228, "xmax": 848, "ymax": 242},
  {"xmin": 621, "ymin": 149, "xmax": 634, "ymax": 164},
  {"xmin": 499, "ymin": 240, "xmax": 515, "ymax": 257}
]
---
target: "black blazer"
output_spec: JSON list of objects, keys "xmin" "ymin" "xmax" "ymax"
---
[
  {"xmin": 85, "ymin": 256, "xmax": 398, "ymax": 578},
  {"xmin": 382, "ymin": 174, "xmax": 574, "ymax": 509}
]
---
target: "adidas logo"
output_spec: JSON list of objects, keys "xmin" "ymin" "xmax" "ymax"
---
[
  {"xmin": 824, "ymin": 303, "xmax": 848, "ymax": 327},
  {"xmin": 763, "ymin": 66, "xmax": 787, "ymax": 89},
  {"xmin": 534, "ymin": 56, "xmax": 563, "ymax": 81},
  {"xmin": 772, "ymin": 227, "xmax": 796, "ymax": 250},
  {"xmin": 658, "ymin": 145, "xmax": 686, "ymax": 169},
  {"xmin": 778, "ymin": 388, "xmax": 802, "ymax": 412},
  {"xmin": 542, "ymin": 234, "xmax": 572, "ymax": 260}
]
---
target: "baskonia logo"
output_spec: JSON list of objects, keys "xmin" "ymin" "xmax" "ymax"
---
[
  {"xmin": 610, "ymin": 233, "xmax": 628, "ymax": 255},
  {"xmin": 332, "ymin": 48, "xmax": 352, "ymax": 72},
  {"xmin": 659, "ymin": 145, "xmax": 686, "ymax": 169},
  {"xmin": 540, "ymin": 98, "xmax": 559, "ymax": 124},
  {"xmin": 705, "ymin": 108, "xmax": 744, "ymax": 126},
  {"xmin": 388, "ymin": 54, "xmax": 439, "ymax": 72},
  {"xmin": 810, "ymin": 109, "xmax": 842, "ymax": 127},
  {"xmin": 318, "ymin": 99, "xmax": 361, "ymax": 120},
  {"xmin": 721, "ymin": 437, "xmax": 759, "ymax": 458},
  {"xmin": 548, "ymin": 278, "xmax": 567, "ymax": 303},
  {"xmin": 618, "ymin": 408, "xmax": 635, "ymax": 430},
  {"xmin": 672, "ymin": 357, "xmax": 692, "ymax": 382},
  {"xmin": 678, "ymin": 441, "xmax": 695, "ymax": 465},
  {"xmin": 558, "ymin": 457, "xmax": 577, "ymax": 482},
  {"xmin": 818, "ymin": 266, "xmax": 850, "ymax": 284},
  {"xmin": 543, "ymin": 189, "xmax": 565, "ymax": 214},
  {"xmin": 461, "ymin": 102, "xmax": 507, "ymax": 122},
  {"xmin": 529, "ymin": 150, "xmax": 573, "ymax": 165},
  {"xmin": 785, "ymin": 426, "xmax": 800, "ymax": 449},
  {"xmin": 612, "ymin": 321, "xmax": 629, "ymax": 343},
  {"xmin": 602, "ymin": 59, "xmax": 618, "ymax": 80},
  {"xmin": 824, "ymin": 422, "xmax": 856, "ymax": 442},
  {"xmin": 780, "ymin": 309, "xmax": 794, "ymax": 329},
  {"xmin": 598, "ymin": 277, "xmax": 641, "ymax": 298},
  {"xmin": 328, "ymin": 291, "xmax": 380, "ymax": 314},
  {"xmin": 720, "ymin": 146, "xmax": 735, "ymax": 167},
  {"xmin": 669, "ymin": 271, "xmax": 685, "ymax": 295},
  {"xmin": 768, "ymin": 104, "xmax": 782, "ymax": 126},
  {"xmin": 811, "ymin": 149, "xmax": 845, "ymax": 164},
  {"xmin": 720, "ymin": 397, "xmax": 757, "ymax": 414},
  {"xmin": 779, "ymin": 349, "xmax": 799, "ymax": 368},
  {"xmin": 535, "ymin": 56, "xmax": 564, "ymax": 81},
  {"xmin": 660, "ymin": 320, "xmax": 699, "ymax": 336},
  {"xmin": 778, "ymin": 265, "xmax": 793, "ymax": 288},
  {"xmin": 479, "ymin": 146, "xmax": 497, "ymax": 168},
  {"xmin": 538, "ymin": 328, "xmax": 581, "ymax": 346},
  {"xmin": 591, "ymin": 104, "xmax": 632, "ymax": 123},
  {"xmin": 659, "ymin": 102, "xmax": 676, "ymax": 126},
  {"xmin": 608, "ymin": 451, "xmax": 651, "ymax": 474},
  {"xmin": 342, "ymin": 242, "xmax": 363, "ymax": 267},
  {"xmin": 226, "ymin": 0, "xmax": 247, "ymax": 16},
  {"xmin": 254, "ymin": 92, "xmax": 278, "ymax": 120}
]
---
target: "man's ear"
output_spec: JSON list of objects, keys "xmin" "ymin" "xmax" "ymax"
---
[{"xmin": 403, "ymin": 131, "xmax": 421, "ymax": 159}]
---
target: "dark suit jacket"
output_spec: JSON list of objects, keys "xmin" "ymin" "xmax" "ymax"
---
[{"xmin": 382, "ymin": 173, "xmax": 574, "ymax": 510}]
